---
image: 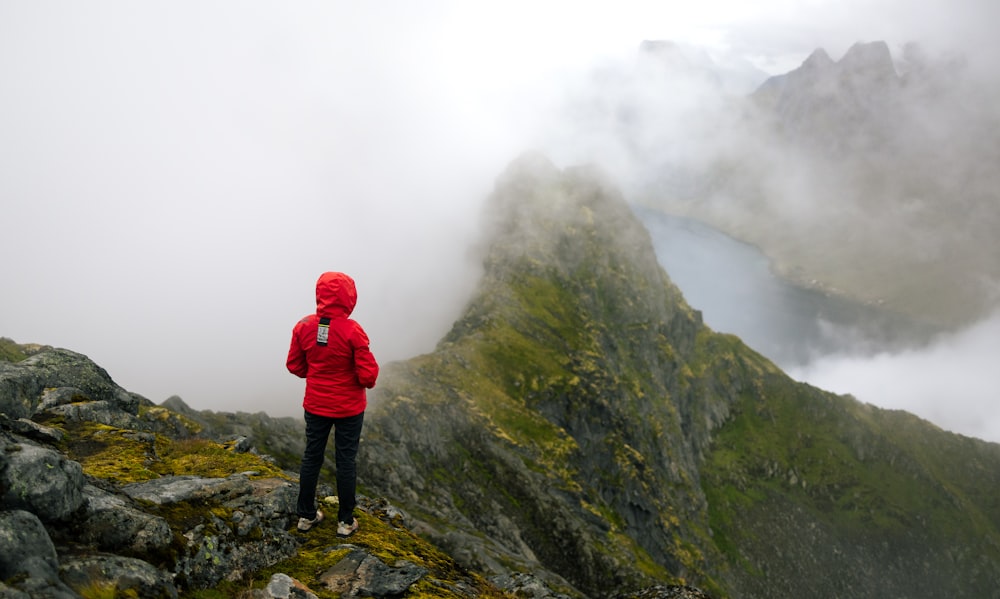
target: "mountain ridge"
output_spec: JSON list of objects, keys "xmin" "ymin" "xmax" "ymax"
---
[
  {"xmin": 352, "ymin": 154, "xmax": 1000, "ymax": 597},
  {"xmin": 3, "ymin": 153, "xmax": 1000, "ymax": 598}
]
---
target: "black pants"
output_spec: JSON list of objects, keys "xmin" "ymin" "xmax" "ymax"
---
[{"xmin": 296, "ymin": 409, "xmax": 364, "ymax": 524}]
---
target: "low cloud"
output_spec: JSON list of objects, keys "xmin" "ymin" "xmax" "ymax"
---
[{"xmin": 790, "ymin": 312, "xmax": 1000, "ymax": 443}]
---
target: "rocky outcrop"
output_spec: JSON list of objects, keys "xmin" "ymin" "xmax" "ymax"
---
[
  {"xmin": 354, "ymin": 156, "xmax": 744, "ymax": 595},
  {"xmin": 0, "ymin": 348, "xmax": 433, "ymax": 597},
  {"xmin": 0, "ymin": 349, "xmax": 138, "ymax": 420},
  {"xmin": 1, "ymin": 440, "xmax": 85, "ymax": 521},
  {"xmin": 0, "ymin": 434, "xmax": 302, "ymax": 596},
  {"xmin": 1, "ymin": 343, "xmax": 589, "ymax": 598}
]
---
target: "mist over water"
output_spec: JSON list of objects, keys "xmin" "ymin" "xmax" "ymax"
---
[
  {"xmin": 636, "ymin": 208, "xmax": 941, "ymax": 366},
  {"xmin": 637, "ymin": 207, "xmax": 1000, "ymax": 443}
]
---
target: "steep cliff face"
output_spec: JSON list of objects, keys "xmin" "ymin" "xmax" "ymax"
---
[
  {"xmin": 361, "ymin": 154, "xmax": 755, "ymax": 596},
  {"xmin": 357, "ymin": 154, "xmax": 1000, "ymax": 599}
]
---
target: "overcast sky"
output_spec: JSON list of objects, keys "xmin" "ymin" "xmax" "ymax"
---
[{"xmin": 2, "ymin": 1, "xmax": 997, "ymax": 440}]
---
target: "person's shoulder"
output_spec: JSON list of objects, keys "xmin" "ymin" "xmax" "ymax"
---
[
  {"xmin": 296, "ymin": 314, "xmax": 318, "ymax": 326},
  {"xmin": 346, "ymin": 319, "xmax": 371, "ymax": 337}
]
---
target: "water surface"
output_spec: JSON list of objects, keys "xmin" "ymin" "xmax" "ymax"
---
[{"xmin": 633, "ymin": 206, "xmax": 939, "ymax": 369}]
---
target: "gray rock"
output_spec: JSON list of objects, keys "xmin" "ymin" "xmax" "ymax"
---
[
  {"xmin": 38, "ymin": 386, "xmax": 90, "ymax": 410},
  {"xmin": 157, "ymin": 476, "xmax": 300, "ymax": 590},
  {"xmin": 246, "ymin": 573, "xmax": 319, "ymax": 599},
  {"xmin": 0, "ymin": 443, "xmax": 85, "ymax": 521},
  {"xmin": 226, "ymin": 435, "xmax": 255, "ymax": 453},
  {"xmin": 613, "ymin": 585, "xmax": 716, "ymax": 599},
  {"xmin": 0, "ymin": 509, "xmax": 58, "ymax": 579},
  {"xmin": 490, "ymin": 572, "xmax": 574, "ymax": 599},
  {"xmin": 0, "ymin": 348, "xmax": 137, "ymax": 420},
  {"xmin": 0, "ymin": 361, "xmax": 41, "ymax": 420},
  {"xmin": 174, "ymin": 515, "xmax": 300, "ymax": 590},
  {"xmin": 77, "ymin": 485, "xmax": 173, "ymax": 555},
  {"xmin": 0, "ymin": 414, "xmax": 65, "ymax": 444},
  {"xmin": 59, "ymin": 554, "xmax": 178, "ymax": 599},
  {"xmin": 45, "ymin": 399, "xmax": 143, "ymax": 430},
  {"xmin": 0, "ymin": 510, "xmax": 78, "ymax": 598},
  {"xmin": 318, "ymin": 549, "xmax": 427, "ymax": 597},
  {"xmin": 121, "ymin": 473, "xmax": 253, "ymax": 505},
  {"xmin": 0, "ymin": 581, "xmax": 32, "ymax": 598}
]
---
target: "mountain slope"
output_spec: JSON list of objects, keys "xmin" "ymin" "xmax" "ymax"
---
[
  {"xmin": 360, "ymin": 154, "xmax": 740, "ymax": 596},
  {"xmin": 355, "ymin": 154, "xmax": 1000, "ymax": 598}
]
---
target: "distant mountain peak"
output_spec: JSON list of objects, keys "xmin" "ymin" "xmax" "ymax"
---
[
  {"xmin": 802, "ymin": 47, "xmax": 834, "ymax": 70},
  {"xmin": 839, "ymin": 40, "xmax": 899, "ymax": 82}
]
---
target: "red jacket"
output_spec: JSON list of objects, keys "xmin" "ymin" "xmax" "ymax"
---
[{"xmin": 286, "ymin": 272, "xmax": 379, "ymax": 418}]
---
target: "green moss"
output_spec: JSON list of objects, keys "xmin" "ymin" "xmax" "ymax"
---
[
  {"xmin": 59, "ymin": 421, "xmax": 289, "ymax": 484},
  {"xmin": 702, "ymin": 369, "xmax": 1000, "ymax": 582},
  {"xmin": 154, "ymin": 438, "xmax": 287, "ymax": 479},
  {"xmin": 0, "ymin": 337, "xmax": 29, "ymax": 362},
  {"xmin": 61, "ymin": 422, "xmax": 162, "ymax": 484},
  {"xmin": 137, "ymin": 404, "xmax": 203, "ymax": 436},
  {"xmin": 244, "ymin": 500, "xmax": 510, "ymax": 599}
]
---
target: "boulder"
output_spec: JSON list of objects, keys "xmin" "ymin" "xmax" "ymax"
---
[
  {"xmin": 45, "ymin": 398, "xmax": 144, "ymax": 430},
  {"xmin": 318, "ymin": 548, "xmax": 428, "ymax": 597},
  {"xmin": 247, "ymin": 573, "xmax": 319, "ymax": 599},
  {"xmin": 0, "ymin": 414, "xmax": 65, "ymax": 444},
  {"xmin": 76, "ymin": 484, "xmax": 173, "ymax": 555},
  {"xmin": 0, "ymin": 509, "xmax": 59, "ymax": 579},
  {"xmin": 0, "ymin": 509, "xmax": 78, "ymax": 598},
  {"xmin": 121, "ymin": 473, "xmax": 254, "ymax": 505},
  {"xmin": 59, "ymin": 554, "xmax": 179, "ymax": 599},
  {"xmin": 0, "ymin": 348, "xmax": 138, "ymax": 420},
  {"xmin": 0, "ymin": 442, "xmax": 85, "ymax": 521}
]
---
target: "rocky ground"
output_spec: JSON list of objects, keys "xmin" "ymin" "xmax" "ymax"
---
[{"xmin": 0, "ymin": 342, "xmax": 715, "ymax": 599}]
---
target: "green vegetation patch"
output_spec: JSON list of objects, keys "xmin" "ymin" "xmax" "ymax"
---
[
  {"xmin": 154, "ymin": 438, "xmax": 287, "ymax": 479},
  {"xmin": 137, "ymin": 404, "xmax": 203, "ymax": 436},
  {"xmin": 61, "ymin": 422, "xmax": 162, "ymax": 484},
  {"xmin": 244, "ymin": 500, "xmax": 509, "ymax": 599},
  {"xmin": 0, "ymin": 337, "xmax": 29, "ymax": 362},
  {"xmin": 59, "ymin": 421, "xmax": 288, "ymax": 484},
  {"xmin": 703, "ymin": 369, "xmax": 1000, "ymax": 571}
]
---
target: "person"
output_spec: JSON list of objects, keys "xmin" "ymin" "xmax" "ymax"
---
[{"xmin": 287, "ymin": 271, "xmax": 379, "ymax": 536}]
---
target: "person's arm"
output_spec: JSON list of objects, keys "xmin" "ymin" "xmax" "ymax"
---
[
  {"xmin": 351, "ymin": 327, "xmax": 379, "ymax": 389},
  {"xmin": 286, "ymin": 323, "xmax": 309, "ymax": 378}
]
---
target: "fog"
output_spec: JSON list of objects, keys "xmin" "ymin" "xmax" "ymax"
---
[
  {"xmin": 2, "ymin": 2, "xmax": 997, "ymax": 441},
  {"xmin": 789, "ymin": 312, "xmax": 1000, "ymax": 443}
]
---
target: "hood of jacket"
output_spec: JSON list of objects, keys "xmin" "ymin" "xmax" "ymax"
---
[{"xmin": 315, "ymin": 271, "xmax": 357, "ymax": 318}]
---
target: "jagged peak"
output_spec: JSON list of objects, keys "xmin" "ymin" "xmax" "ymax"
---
[
  {"xmin": 482, "ymin": 153, "xmax": 658, "ymax": 279},
  {"xmin": 838, "ymin": 40, "xmax": 898, "ymax": 79},
  {"xmin": 454, "ymin": 153, "xmax": 696, "ymax": 355},
  {"xmin": 802, "ymin": 47, "xmax": 835, "ymax": 70},
  {"xmin": 161, "ymin": 394, "xmax": 194, "ymax": 414}
]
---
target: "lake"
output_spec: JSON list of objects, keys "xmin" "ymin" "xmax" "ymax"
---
[{"xmin": 632, "ymin": 206, "xmax": 940, "ymax": 369}]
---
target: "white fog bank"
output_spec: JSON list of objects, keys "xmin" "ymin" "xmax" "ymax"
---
[{"xmin": 790, "ymin": 312, "xmax": 1000, "ymax": 443}]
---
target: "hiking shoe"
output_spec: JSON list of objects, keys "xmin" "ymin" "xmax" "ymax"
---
[
  {"xmin": 297, "ymin": 510, "xmax": 324, "ymax": 532},
  {"xmin": 337, "ymin": 518, "xmax": 359, "ymax": 538}
]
